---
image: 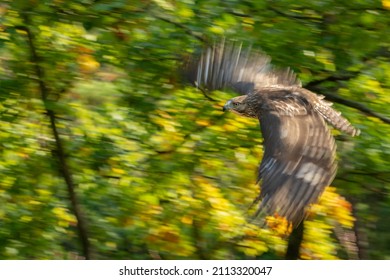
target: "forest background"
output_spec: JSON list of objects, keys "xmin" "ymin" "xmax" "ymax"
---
[{"xmin": 0, "ymin": 0, "xmax": 389, "ymax": 260}]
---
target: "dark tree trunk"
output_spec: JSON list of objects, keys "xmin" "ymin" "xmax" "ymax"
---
[
  {"xmin": 285, "ymin": 221, "xmax": 304, "ymax": 259},
  {"xmin": 19, "ymin": 18, "xmax": 91, "ymax": 259}
]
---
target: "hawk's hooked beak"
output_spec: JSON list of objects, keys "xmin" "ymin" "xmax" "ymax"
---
[{"xmin": 223, "ymin": 100, "xmax": 232, "ymax": 112}]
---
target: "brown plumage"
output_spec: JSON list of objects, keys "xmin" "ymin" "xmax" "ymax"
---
[{"xmin": 186, "ymin": 40, "xmax": 359, "ymax": 225}]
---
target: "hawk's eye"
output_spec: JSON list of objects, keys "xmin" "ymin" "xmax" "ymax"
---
[{"xmin": 232, "ymin": 102, "xmax": 239, "ymax": 106}]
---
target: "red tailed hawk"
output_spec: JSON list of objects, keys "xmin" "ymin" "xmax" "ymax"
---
[{"xmin": 186, "ymin": 40, "xmax": 359, "ymax": 225}]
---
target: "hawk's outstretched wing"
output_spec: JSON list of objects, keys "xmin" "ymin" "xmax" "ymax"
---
[
  {"xmin": 186, "ymin": 40, "xmax": 300, "ymax": 94},
  {"xmin": 256, "ymin": 91, "xmax": 337, "ymax": 224}
]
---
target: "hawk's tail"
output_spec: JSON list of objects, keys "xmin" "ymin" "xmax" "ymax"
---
[{"xmin": 315, "ymin": 100, "xmax": 360, "ymax": 136}]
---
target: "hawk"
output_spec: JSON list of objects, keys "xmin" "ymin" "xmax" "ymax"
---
[{"xmin": 186, "ymin": 40, "xmax": 359, "ymax": 225}]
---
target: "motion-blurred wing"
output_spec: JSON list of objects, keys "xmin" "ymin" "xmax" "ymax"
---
[
  {"xmin": 257, "ymin": 94, "xmax": 337, "ymax": 225},
  {"xmin": 186, "ymin": 40, "xmax": 301, "ymax": 95}
]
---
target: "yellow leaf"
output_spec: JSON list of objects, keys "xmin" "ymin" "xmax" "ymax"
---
[
  {"xmin": 112, "ymin": 168, "xmax": 125, "ymax": 175},
  {"xmin": 196, "ymin": 119, "xmax": 210, "ymax": 126},
  {"xmin": 181, "ymin": 215, "xmax": 193, "ymax": 225},
  {"xmin": 20, "ymin": 215, "xmax": 32, "ymax": 222},
  {"xmin": 105, "ymin": 242, "xmax": 117, "ymax": 249},
  {"xmin": 77, "ymin": 54, "xmax": 100, "ymax": 73},
  {"xmin": 177, "ymin": 7, "xmax": 194, "ymax": 18},
  {"xmin": 383, "ymin": 0, "xmax": 390, "ymax": 10},
  {"xmin": 208, "ymin": 25, "xmax": 225, "ymax": 35}
]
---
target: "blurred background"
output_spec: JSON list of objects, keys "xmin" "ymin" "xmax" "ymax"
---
[{"xmin": 0, "ymin": 0, "xmax": 389, "ymax": 260}]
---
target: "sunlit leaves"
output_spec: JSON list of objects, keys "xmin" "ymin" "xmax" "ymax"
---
[
  {"xmin": 312, "ymin": 187, "xmax": 355, "ymax": 228},
  {"xmin": 1, "ymin": 0, "xmax": 389, "ymax": 260},
  {"xmin": 301, "ymin": 220, "xmax": 338, "ymax": 260},
  {"xmin": 77, "ymin": 54, "xmax": 100, "ymax": 74},
  {"xmin": 383, "ymin": 0, "xmax": 390, "ymax": 9}
]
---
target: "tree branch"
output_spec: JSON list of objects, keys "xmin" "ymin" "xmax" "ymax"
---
[
  {"xmin": 306, "ymin": 76, "xmax": 390, "ymax": 125},
  {"xmin": 227, "ymin": 10, "xmax": 252, "ymax": 18},
  {"xmin": 17, "ymin": 20, "xmax": 91, "ymax": 259},
  {"xmin": 267, "ymin": 5, "xmax": 322, "ymax": 21},
  {"xmin": 154, "ymin": 15, "xmax": 206, "ymax": 43},
  {"xmin": 324, "ymin": 93, "xmax": 390, "ymax": 125},
  {"xmin": 333, "ymin": 223, "xmax": 359, "ymax": 259},
  {"xmin": 349, "ymin": 198, "xmax": 369, "ymax": 259}
]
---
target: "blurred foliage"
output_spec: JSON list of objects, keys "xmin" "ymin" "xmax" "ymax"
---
[{"xmin": 0, "ymin": 0, "xmax": 389, "ymax": 259}]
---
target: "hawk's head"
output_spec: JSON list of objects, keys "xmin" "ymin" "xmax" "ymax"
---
[{"xmin": 223, "ymin": 95, "xmax": 257, "ymax": 118}]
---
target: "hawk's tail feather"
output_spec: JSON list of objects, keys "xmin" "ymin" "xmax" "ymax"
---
[{"xmin": 315, "ymin": 102, "xmax": 360, "ymax": 136}]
